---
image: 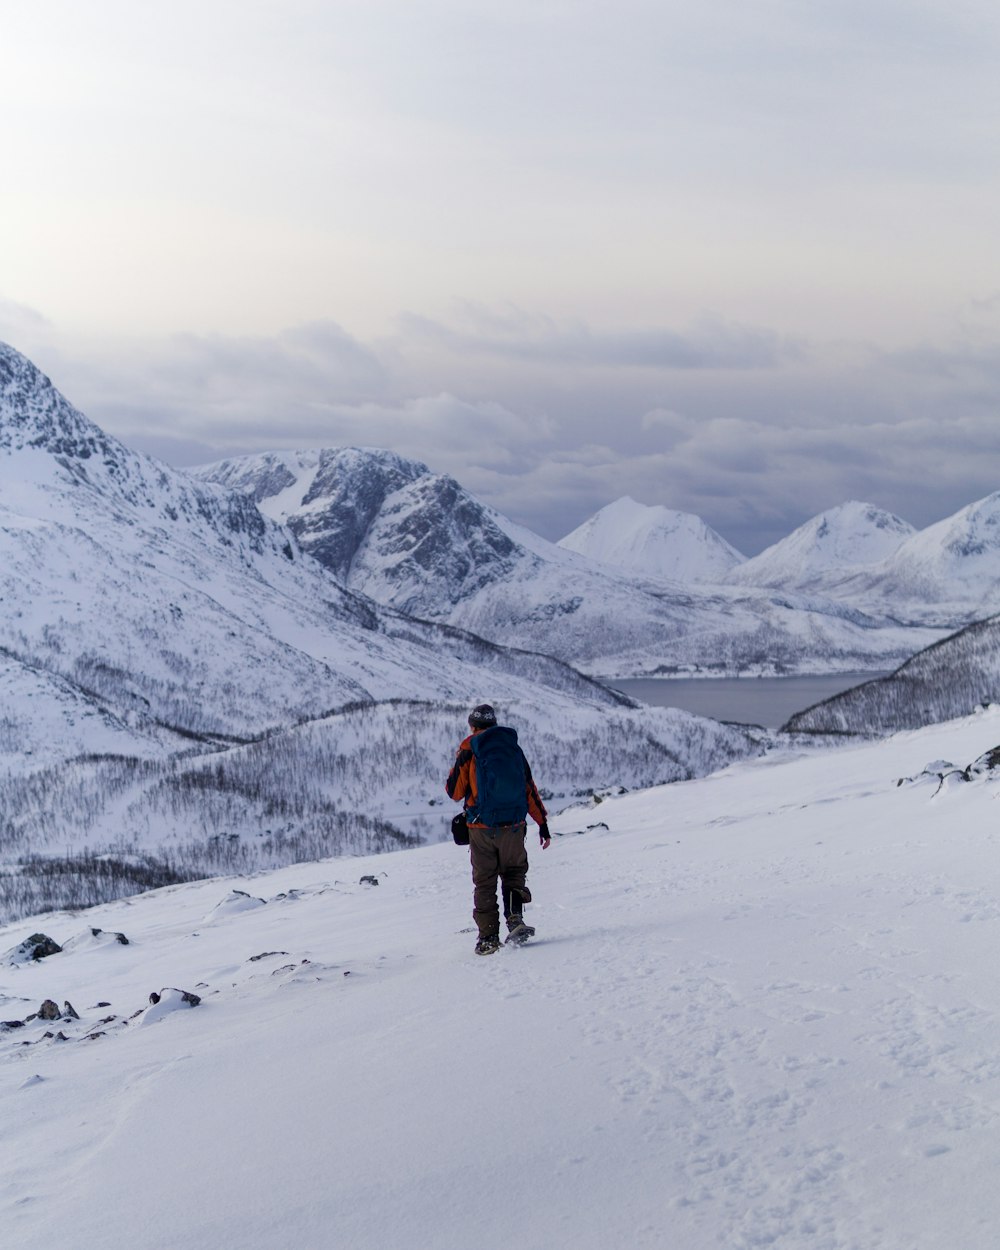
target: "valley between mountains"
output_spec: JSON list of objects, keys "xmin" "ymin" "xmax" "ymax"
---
[{"xmin": 2, "ymin": 339, "xmax": 1000, "ymax": 924}]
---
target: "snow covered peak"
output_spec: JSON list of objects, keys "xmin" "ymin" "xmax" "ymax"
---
[
  {"xmin": 197, "ymin": 447, "xmax": 537, "ymax": 601},
  {"xmin": 0, "ymin": 341, "xmax": 290, "ymax": 568},
  {"xmin": 726, "ymin": 501, "xmax": 915, "ymax": 590},
  {"xmin": 934, "ymin": 490, "xmax": 1000, "ymax": 559},
  {"xmin": 557, "ymin": 496, "xmax": 745, "ymax": 583},
  {"xmin": 862, "ymin": 491, "xmax": 1000, "ymax": 607},
  {"xmin": 200, "ymin": 446, "xmax": 429, "ymax": 513},
  {"xmin": 0, "ymin": 340, "xmax": 118, "ymax": 461}
]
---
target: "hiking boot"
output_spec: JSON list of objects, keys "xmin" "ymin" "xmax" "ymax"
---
[
  {"xmin": 475, "ymin": 932, "xmax": 501, "ymax": 956},
  {"xmin": 505, "ymin": 916, "xmax": 535, "ymax": 944}
]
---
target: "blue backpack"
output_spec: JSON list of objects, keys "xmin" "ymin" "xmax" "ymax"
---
[{"xmin": 468, "ymin": 726, "xmax": 528, "ymax": 827}]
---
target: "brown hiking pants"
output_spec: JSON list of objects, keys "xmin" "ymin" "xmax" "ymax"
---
[{"xmin": 469, "ymin": 822, "xmax": 529, "ymax": 938}]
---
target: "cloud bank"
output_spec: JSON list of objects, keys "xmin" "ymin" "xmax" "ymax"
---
[{"xmin": 5, "ymin": 299, "xmax": 1000, "ymax": 557}]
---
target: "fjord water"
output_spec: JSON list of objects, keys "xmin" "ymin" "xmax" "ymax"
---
[{"xmin": 612, "ymin": 673, "xmax": 888, "ymax": 729}]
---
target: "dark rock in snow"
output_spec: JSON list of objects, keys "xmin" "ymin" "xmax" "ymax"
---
[
  {"xmin": 37, "ymin": 1000, "xmax": 61, "ymax": 1021},
  {"xmin": 964, "ymin": 746, "xmax": 1000, "ymax": 779},
  {"xmin": 19, "ymin": 934, "xmax": 63, "ymax": 961}
]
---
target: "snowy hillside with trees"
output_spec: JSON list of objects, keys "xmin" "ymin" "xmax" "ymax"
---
[
  {"xmin": 783, "ymin": 614, "xmax": 1000, "ymax": 736},
  {"xmin": 0, "ymin": 695, "xmax": 763, "ymax": 926},
  {"xmin": 6, "ymin": 708, "xmax": 1000, "ymax": 1249}
]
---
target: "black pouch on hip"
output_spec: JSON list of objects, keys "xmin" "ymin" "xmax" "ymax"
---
[{"xmin": 451, "ymin": 811, "xmax": 470, "ymax": 845}]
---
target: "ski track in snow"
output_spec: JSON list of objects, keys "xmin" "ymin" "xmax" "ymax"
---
[{"xmin": 6, "ymin": 714, "xmax": 1000, "ymax": 1248}]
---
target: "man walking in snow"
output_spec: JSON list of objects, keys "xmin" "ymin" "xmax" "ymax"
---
[{"xmin": 446, "ymin": 703, "xmax": 550, "ymax": 955}]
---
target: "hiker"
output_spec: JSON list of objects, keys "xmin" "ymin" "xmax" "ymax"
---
[{"xmin": 446, "ymin": 703, "xmax": 550, "ymax": 955}]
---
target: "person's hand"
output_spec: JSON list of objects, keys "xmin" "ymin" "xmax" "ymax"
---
[{"xmin": 539, "ymin": 820, "xmax": 551, "ymax": 849}]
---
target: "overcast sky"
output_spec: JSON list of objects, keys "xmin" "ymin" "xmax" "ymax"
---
[{"xmin": 2, "ymin": 0, "xmax": 1000, "ymax": 553}]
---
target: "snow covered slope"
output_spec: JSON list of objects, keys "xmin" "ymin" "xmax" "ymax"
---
[
  {"xmin": 198, "ymin": 449, "xmax": 942, "ymax": 678},
  {"xmin": 783, "ymin": 613, "xmax": 1000, "ymax": 735},
  {"xmin": 557, "ymin": 494, "xmax": 746, "ymax": 582},
  {"xmin": 725, "ymin": 501, "xmax": 916, "ymax": 590},
  {"xmin": 6, "ymin": 708, "xmax": 1000, "ymax": 1249}
]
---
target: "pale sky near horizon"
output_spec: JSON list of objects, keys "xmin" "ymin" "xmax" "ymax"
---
[{"xmin": 2, "ymin": 0, "xmax": 1000, "ymax": 553}]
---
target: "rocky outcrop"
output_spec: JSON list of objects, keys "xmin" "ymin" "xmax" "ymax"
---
[{"xmin": 4, "ymin": 933, "xmax": 63, "ymax": 964}]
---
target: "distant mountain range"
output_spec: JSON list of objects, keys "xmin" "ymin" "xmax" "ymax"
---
[
  {"xmin": 197, "ymin": 449, "xmax": 942, "ymax": 679},
  {"xmin": 724, "ymin": 497, "xmax": 1000, "ymax": 626},
  {"xmin": 0, "ymin": 347, "xmax": 627, "ymax": 751}
]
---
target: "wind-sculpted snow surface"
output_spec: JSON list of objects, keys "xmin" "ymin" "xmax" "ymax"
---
[
  {"xmin": 783, "ymin": 614, "xmax": 1000, "ymax": 736},
  {"xmin": 6, "ymin": 711, "xmax": 1000, "ymax": 1248},
  {"xmin": 199, "ymin": 448, "xmax": 943, "ymax": 677}
]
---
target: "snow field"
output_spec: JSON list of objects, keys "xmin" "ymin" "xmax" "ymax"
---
[{"xmin": 5, "ymin": 710, "xmax": 1000, "ymax": 1248}]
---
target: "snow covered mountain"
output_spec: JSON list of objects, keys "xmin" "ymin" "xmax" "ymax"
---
[
  {"xmin": 783, "ymin": 613, "xmax": 1000, "ymax": 736},
  {"xmin": 7, "ymin": 707, "xmax": 1000, "ymax": 1249},
  {"xmin": 197, "ymin": 449, "xmax": 943, "ymax": 679},
  {"xmin": 0, "ymin": 345, "xmax": 624, "ymax": 745},
  {"xmin": 824, "ymin": 492, "xmax": 1000, "ymax": 623},
  {"xmin": 557, "ymin": 495, "xmax": 746, "ymax": 582},
  {"xmin": 725, "ymin": 501, "xmax": 916, "ymax": 591},
  {"xmin": 203, "ymin": 446, "xmax": 427, "ymax": 583},
  {"xmin": 725, "ymin": 495, "xmax": 1000, "ymax": 629}
]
